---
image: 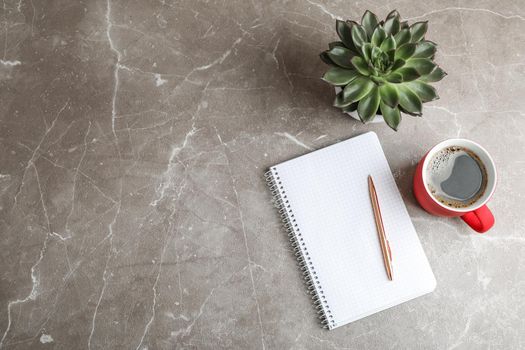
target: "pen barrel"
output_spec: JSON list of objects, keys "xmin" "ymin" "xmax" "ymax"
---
[{"xmin": 369, "ymin": 176, "xmax": 394, "ymax": 281}]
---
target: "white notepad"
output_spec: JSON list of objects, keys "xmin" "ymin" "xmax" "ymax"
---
[{"xmin": 266, "ymin": 132, "xmax": 436, "ymax": 330}]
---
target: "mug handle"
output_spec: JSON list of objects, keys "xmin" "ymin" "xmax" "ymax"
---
[{"xmin": 460, "ymin": 205, "xmax": 495, "ymax": 233}]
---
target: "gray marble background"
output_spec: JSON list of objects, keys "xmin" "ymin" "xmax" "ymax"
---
[{"xmin": 1, "ymin": 0, "xmax": 524, "ymax": 349}]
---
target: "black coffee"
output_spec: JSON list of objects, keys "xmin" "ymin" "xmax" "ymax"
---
[{"xmin": 426, "ymin": 146, "xmax": 488, "ymax": 208}]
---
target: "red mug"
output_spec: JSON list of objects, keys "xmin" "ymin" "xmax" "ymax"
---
[{"xmin": 413, "ymin": 139, "xmax": 497, "ymax": 233}]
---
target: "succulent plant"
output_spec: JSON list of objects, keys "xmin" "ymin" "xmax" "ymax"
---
[{"xmin": 320, "ymin": 10, "xmax": 446, "ymax": 130}]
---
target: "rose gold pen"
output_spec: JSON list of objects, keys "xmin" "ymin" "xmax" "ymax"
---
[{"xmin": 368, "ymin": 175, "xmax": 394, "ymax": 281}]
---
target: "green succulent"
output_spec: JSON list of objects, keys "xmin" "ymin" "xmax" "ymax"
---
[{"xmin": 320, "ymin": 10, "xmax": 447, "ymax": 130}]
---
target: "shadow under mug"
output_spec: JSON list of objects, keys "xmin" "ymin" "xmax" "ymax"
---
[{"xmin": 413, "ymin": 139, "xmax": 497, "ymax": 233}]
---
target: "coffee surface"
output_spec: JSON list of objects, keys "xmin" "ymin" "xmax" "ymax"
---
[{"xmin": 426, "ymin": 146, "xmax": 487, "ymax": 208}]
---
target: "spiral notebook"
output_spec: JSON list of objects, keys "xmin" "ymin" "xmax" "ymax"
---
[{"xmin": 266, "ymin": 132, "xmax": 435, "ymax": 330}]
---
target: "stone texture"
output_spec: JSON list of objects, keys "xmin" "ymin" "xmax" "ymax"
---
[{"xmin": 1, "ymin": 0, "xmax": 524, "ymax": 349}]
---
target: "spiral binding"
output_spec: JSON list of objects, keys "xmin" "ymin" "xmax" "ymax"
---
[{"xmin": 265, "ymin": 168, "xmax": 335, "ymax": 329}]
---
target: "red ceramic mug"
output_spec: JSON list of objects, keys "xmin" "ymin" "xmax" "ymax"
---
[{"xmin": 413, "ymin": 139, "xmax": 497, "ymax": 233}]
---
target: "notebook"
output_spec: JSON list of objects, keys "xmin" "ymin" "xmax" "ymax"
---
[{"xmin": 265, "ymin": 131, "xmax": 436, "ymax": 330}]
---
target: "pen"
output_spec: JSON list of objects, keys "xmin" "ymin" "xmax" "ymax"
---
[{"xmin": 368, "ymin": 175, "xmax": 394, "ymax": 281}]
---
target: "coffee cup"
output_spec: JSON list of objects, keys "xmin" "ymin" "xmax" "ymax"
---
[{"xmin": 413, "ymin": 139, "xmax": 496, "ymax": 233}]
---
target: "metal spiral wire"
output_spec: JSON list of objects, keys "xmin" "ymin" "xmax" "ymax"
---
[{"xmin": 265, "ymin": 168, "xmax": 335, "ymax": 329}]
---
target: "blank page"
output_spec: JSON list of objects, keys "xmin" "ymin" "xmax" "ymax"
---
[{"xmin": 269, "ymin": 132, "xmax": 435, "ymax": 329}]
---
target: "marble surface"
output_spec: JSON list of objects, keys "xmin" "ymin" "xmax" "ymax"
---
[{"xmin": 1, "ymin": 0, "xmax": 524, "ymax": 349}]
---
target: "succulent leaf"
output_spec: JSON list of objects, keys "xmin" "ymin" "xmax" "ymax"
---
[
  {"xmin": 329, "ymin": 41, "xmax": 345, "ymax": 50},
  {"xmin": 320, "ymin": 51, "xmax": 334, "ymax": 65},
  {"xmin": 358, "ymin": 86, "xmax": 380, "ymax": 122},
  {"xmin": 370, "ymin": 75, "xmax": 384, "ymax": 84},
  {"xmin": 383, "ymin": 15, "xmax": 400, "ymax": 35},
  {"xmin": 336, "ymin": 20, "xmax": 358, "ymax": 53},
  {"xmin": 371, "ymin": 26, "xmax": 386, "ymax": 47},
  {"xmin": 413, "ymin": 40, "xmax": 437, "ymax": 59},
  {"xmin": 404, "ymin": 58, "xmax": 436, "ymax": 75},
  {"xmin": 379, "ymin": 83, "xmax": 399, "ymax": 107},
  {"xmin": 334, "ymin": 91, "xmax": 348, "ymax": 108},
  {"xmin": 395, "ymin": 67, "xmax": 420, "ymax": 81},
  {"xmin": 386, "ymin": 49, "xmax": 395, "ymax": 63},
  {"xmin": 351, "ymin": 24, "xmax": 368, "ymax": 48},
  {"xmin": 409, "ymin": 21, "xmax": 428, "ymax": 42},
  {"xmin": 342, "ymin": 76, "xmax": 375, "ymax": 104},
  {"xmin": 351, "ymin": 56, "xmax": 372, "ymax": 75},
  {"xmin": 397, "ymin": 84, "xmax": 422, "ymax": 115},
  {"xmin": 327, "ymin": 46, "xmax": 354, "ymax": 68},
  {"xmin": 371, "ymin": 46, "xmax": 382, "ymax": 60},
  {"xmin": 342, "ymin": 102, "xmax": 358, "ymax": 112},
  {"xmin": 394, "ymin": 28, "xmax": 411, "ymax": 46},
  {"xmin": 395, "ymin": 43, "xmax": 416, "ymax": 60},
  {"xmin": 380, "ymin": 35, "xmax": 396, "ymax": 52},
  {"xmin": 361, "ymin": 43, "xmax": 373, "ymax": 62},
  {"xmin": 405, "ymin": 81, "xmax": 438, "ymax": 102},
  {"xmin": 391, "ymin": 59, "xmax": 405, "ymax": 71},
  {"xmin": 380, "ymin": 100, "xmax": 401, "ymax": 130},
  {"xmin": 345, "ymin": 21, "xmax": 362, "ymax": 53},
  {"xmin": 322, "ymin": 67, "xmax": 359, "ymax": 86},
  {"xmin": 361, "ymin": 10, "xmax": 379, "ymax": 39},
  {"xmin": 420, "ymin": 66, "xmax": 447, "ymax": 82},
  {"xmin": 385, "ymin": 72, "xmax": 403, "ymax": 83},
  {"xmin": 386, "ymin": 10, "xmax": 400, "ymax": 20}
]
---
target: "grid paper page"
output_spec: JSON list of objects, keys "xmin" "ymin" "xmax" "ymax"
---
[{"xmin": 272, "ymin": 132, "xmax": 436, "ymax": 330}]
